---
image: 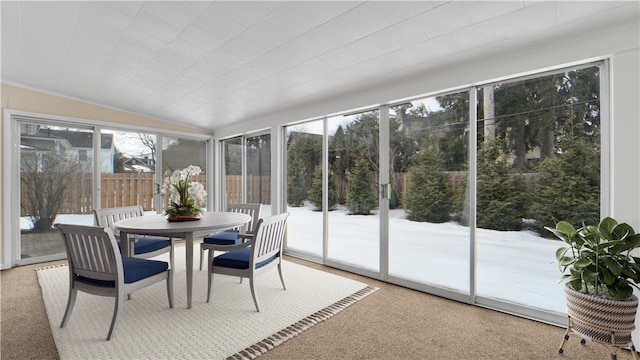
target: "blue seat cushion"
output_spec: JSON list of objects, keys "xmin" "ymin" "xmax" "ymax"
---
[
  {"xmin": 213, "ymin": 247, "xmax": 279, "ymax": 269},
  {"xmin": 78, "ymin": 257, "xmax": 168, "ymax": 286},
  {"xmin": 203, "ymin": 231, "xmax": 240, "ymax": 245},
  {"xmin": 133, "ymin": 237, "xmax": 171, "ymax": 254},
  {"xmin": 203, "ymin": 231, "xmax": 253, "ymax": 246},
  {"xmin": 117, "ymin": 237, "xmax": 171, "ymax": 255}
]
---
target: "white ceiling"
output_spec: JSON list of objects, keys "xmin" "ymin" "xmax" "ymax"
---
[{"xmin": 1, "ymin": 1, "xmax": 636, "ymax": 133}]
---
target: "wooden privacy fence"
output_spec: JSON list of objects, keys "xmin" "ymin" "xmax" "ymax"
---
[
  {"xmin": 20, "ymin": 173, "xmax": 273, "ymax": 215},
  {"xmin": 21, "ymin": 171, "xmax": 536, "ymax": 215}
]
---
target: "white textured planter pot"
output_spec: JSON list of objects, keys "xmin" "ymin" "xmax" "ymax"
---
[{"xmin": 559, "ymin": 284, "xmax": 639, "ymax": 360}]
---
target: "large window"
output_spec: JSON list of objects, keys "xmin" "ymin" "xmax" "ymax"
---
[
  {"xmin": 246, "ymin": 133, "xmax": 271, "ymax": 216},
  {"xmin": 221, "ymin": 133, "xmax": 271, "ymax": 216},
  {"xmin": 280, "ymin": 61, "xmax": 605, "ymax": 324},
  {"xmin": 388, "ymin": 92, "xmax": 470, "ymax": 292},
  {"xmin": 475, "ymin": 65, "xmax": 601, "ymax": 313},
  {"xmin": 162, "ymin": 136, "xmax": 208, "ymax": 212},
  {"xmin": 285, "ymin": 120, "xmax": 324, "ymax": 257},
  {"xmin": 7, "ymin": 115, "xmax": 210, "ymax": 267},
  {"xmin": 101, "ymin": 130, "xmax": 157, "ymax": 210},
  {"xmin": 19, "ymin": 122, "xmax": 94, "ymax": 260},
  {"xmin": 326, "ymin": 110, "xmax": 380, "ymax": 272},
  {"xmin": 222, "ymin": 137, "xmax": 243, "ymax": 205}
]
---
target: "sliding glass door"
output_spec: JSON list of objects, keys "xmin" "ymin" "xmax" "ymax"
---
[
  {"xmin": 388, "ymin": 93, "xmax": 470, "ymax": 293},
  {"xmin": 285, "ymin": 121, "xmax": 324, "ymax": 257},
  {"xmin": 100, "ymin": 130, "xmax": 157, "ymax": 211},
  {"xmin": 326, "ymin": 111, "xmax": 380, "ymax": 272},
  {"xmin": 161, "ymin": 136, "xmax": 208, "ymax": 212},
  {"xmin": 246, "ymin": 133, "xmax": 271, "ymax": 216},
  {"xmin": 222, "ymin": 137, "xmax": 243, "ymax": 206},
  {"xmin": 475, "ymin": 65, "xmax": 602, "ymax": 313},
  {"xmin": 19, "ymin": 121, "xmax": 94, "ymax": 261},
  {"xmin": 220, "ymin": 134, "xmax": 271, "ymax": 215},
  {"xmin": 279, "ymin": 61, "xmax": 605, "ymax": 325}
]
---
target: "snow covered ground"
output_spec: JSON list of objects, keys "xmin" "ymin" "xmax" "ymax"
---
[{"xmin": 285, "ymin": 204, "xmax": 565, "ymax": 314}]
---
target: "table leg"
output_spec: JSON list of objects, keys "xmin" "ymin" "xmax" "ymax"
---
[
  {"xmin": 120, "ymin": 231, "xmax": 132, "ymax": 257},
  {"xmin": 186, "ymin": 233, "xmax": 193, "ymax": 309}
]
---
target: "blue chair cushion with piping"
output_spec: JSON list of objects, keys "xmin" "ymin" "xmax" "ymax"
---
[
  {"xmin": 78, "ymin": 257, "xmax": 168, "ymax": 286},
  {"xmin": 133, "ymin": 237, "xmax": 171, "ymax": 254},
  {"xmin": 203, "ymin": 231, "xmax": 253, "ymax": 246},
  {"xmin": 213, "ymin": 247, "xmax": 279, "ymax": 269},
  {"xmin": 203, "ymin": 231, "xmax": 240, "ymax": 245},
  {"xmin": 117, "ymin": 237, "xmax": 171, "ymax": 255}
]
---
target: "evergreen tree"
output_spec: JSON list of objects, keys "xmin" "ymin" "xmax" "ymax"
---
[
  {"xmin": 287, "ymin": 152, "xmax": 306, "ymax": 207},
  {"xmin": 287, "ymin": 132, "xmax": 322, "ymax": 191},
  {"xmin": 529, "ymin": 136, "xmax": 600, "ymax": 234},
  {"xmin": 113, "ymin": 148, "xmax": 126, "ymax": 173},
  {"xmin": 476, "ymin": 138, "xmax": 527, "ymax": 231},
  {"xmin": 308, "ymin": 165, "xmax": 337, "ymax": 211},
  {"xmin": 346, "ymin": 158, "xmax": 377, "ymax": 215},
  {"xmin": 405, "ymin": 147, "xmax": 452, "ymax": 223}
]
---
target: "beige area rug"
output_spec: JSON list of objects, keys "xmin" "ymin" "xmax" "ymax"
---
[{"xmin": 37, "ymin": 246, "xmax": 377, "ymax": 359}]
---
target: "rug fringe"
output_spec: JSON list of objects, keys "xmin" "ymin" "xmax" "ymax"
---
[
  {"xmin": 226, "ymin": 285, "xmax": 379, "ymax": 360},
  {"xmin": 35, "ymin": 264, "xmax": 68, "ymax": 272}
]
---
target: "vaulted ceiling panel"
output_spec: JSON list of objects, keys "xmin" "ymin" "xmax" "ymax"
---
[{"xmin": 1, "ymin": 1, "xmax": 636, "ymax": 132}]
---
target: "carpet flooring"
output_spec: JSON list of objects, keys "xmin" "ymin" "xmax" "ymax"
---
[
  {"xmin": 2, "ymin": 244, "xmax": 639, "ymax": 359},
  {"xmin": 35, "ymin": 246, "xmax": 375, "ymax": 359}
]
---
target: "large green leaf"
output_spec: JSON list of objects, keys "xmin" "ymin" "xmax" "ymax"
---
[
  {"xmin": 599, "ymin": 217, "xmax": 618, "ymax": 238},
  {"xmin": 558, "ymin": 256, "xmax": 575, "ymax": 267},
  {"xmin": 611, "ymin": 222, "xmax": 633, "ymax": 241},
  {"xmin": 601, "ymin": 256, "xmax": 622, "ymax": 276},
  {"xmin": 569, "ymin": 278, "xmax": 583, "ymax": 291},
  {"xmin": 582, "ymin": 270, "xmax": 599, "ymax": 283},
  {"xmin": 609, "ymin": 281, "xmax": 633, "ymax": 300},
  {"xmin": 626, "ymin": 233, "xmax": 640, "ymax": 248},
  {"xmin": 574, "ymin": 258, "xmax": 592, "ymax": 269},
  {"xmin": 600, "ymin": 266, "xmax": 615, "ymax": 285},
  {"xmin": 557, "ymin": 221, "xmax": 576, "ymax": 235},
  {"xmin": 546, "ymin": 223, "xmax": 574, "ymax": 243},
  {"xmin": 555, "ymin": 247, "xmax": 569, "ymax": 261}
]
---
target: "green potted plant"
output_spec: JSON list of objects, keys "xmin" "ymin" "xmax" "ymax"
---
[{"xmin": 547, "ymin": 217, "xmax": 640, "ymax": 357}]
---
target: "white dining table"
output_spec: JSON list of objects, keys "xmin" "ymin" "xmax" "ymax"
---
[{"xmin": 114, "ymin": 211, "xmax": 251, "ymax": 309}]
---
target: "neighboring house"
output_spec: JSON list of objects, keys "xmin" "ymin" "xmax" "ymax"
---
[
  {"xmin": 396, "ymin": 109, "xmax": 451, "ymax": 139},
  {"xmin": 20, "ymin": 126, "xmax": 115, "ymax": 173},
  {"xmin": 122, "ymin": 156, "xmax": 155, "ymax": 173}
]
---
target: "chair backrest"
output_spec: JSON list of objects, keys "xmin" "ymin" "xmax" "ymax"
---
[
  {"xmin": 251, "ymin": 212, "xmax": 289, "ymax": 266},
  {"xmin": 94, "ymin": 206, "xmax": 145, "ymax": 239},
  {"xmin": 55, "ymin": 223, "xmax": 122, "ymax": 283},
  {"xmin": 227, "ymin": 203, "xmax": 262, "ymax": 234}
]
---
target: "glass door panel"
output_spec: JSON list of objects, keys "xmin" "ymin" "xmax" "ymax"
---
[
  {"xmin": 101, "ymin": 130, "xmax": 158, "ymax": 211},
  {"xmin": 475, "ymin": 66, "xmax": 601, "ymax": 313},
  {"xmin": 161, "ymin": 136, "xmax": 208, "ymax": 212},
  {"xmin": 222, "ymin": 137, "xmax": 243, "ymax": 206},
  {"xmin": 388, "ymin": 93, "xmax": 470, "ymax": 291},
  {"xmin": 327, "ymin": 111, "xmax": 380, "ymax": 271},
  {"xmin": 285, "ymin": 121, "xmax": 324, "ymax": 257},
  {"xmin": 19, "ymin": 123, "xmax": 94, "ymax": 260},
  {"xmin": 246, "ymin": 133, "xmax": 271, "ymax": 216}
]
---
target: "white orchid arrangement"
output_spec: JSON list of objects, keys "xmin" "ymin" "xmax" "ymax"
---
[{"xmin": 160, "ymin": 165, "xmax": 207, "ymax": 216}]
